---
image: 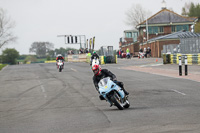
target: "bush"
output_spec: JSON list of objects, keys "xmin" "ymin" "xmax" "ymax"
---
[
  {"xmin": 23, "ymin": 56, "xmax": 37, "ymax": 64},
  {"xmin": 46, "ymin": 55, "xmax": 51, "ymax": 61},
  {"xmin": 1, "ymin": 48, "xmax": 19, "ymax": 65}
]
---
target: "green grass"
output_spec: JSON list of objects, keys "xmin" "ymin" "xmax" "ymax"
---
[
  {"xmin": 17, "ymin": 58, "xmax": 56, "ymax": 63},
  {"xmin": 0, "ymin": 64, "xmax": 7, "ymax": 71}
]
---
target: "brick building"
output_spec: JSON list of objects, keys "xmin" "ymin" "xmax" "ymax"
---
[
  {"xmin": 136, "ymin": 8, "xmax": 198, "ymax": 57},
  {"xmin": 119, "ymin": 30, "xmax": 139, "ymax": 56},
  {"xmin": 120, "ymin": 2, "xmax": 198, "ymax": 58}
]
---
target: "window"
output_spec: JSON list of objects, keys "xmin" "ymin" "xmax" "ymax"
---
[
  {"xmin": 158, "ymin": 26, "xmax": 164, "ymax": 33},
  {"xmin": 126, "ymin": 32, "xmax": 132, "ymax": 38},
  {"xmin": 133, "ymin": 32, "xmax": 138, "ymax": 42},
  {"xmin": 148, "ymin": 26, "xmax": 158, "ymax": 34},
  {"xmin": 172, "ymin": 26, "xmax": 176, "ymax": 32},
  {"xmin": 172, "ymin": 25, "xmax": 189, "ymax": 32}
]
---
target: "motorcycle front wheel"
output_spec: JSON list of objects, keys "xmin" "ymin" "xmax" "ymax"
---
[
  {"xmin": 59, "ymin": 67, "xmax": 62, "ymax": 72},
  {"xmin": 110, "ymin": 91, "xmax": 124, "ymax": 110}
]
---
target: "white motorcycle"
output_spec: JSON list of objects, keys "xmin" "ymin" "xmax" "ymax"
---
[
  {"xmin": 90, "ymin": 57, "xmax": 101, "ymax": 68},
  {"xmin": 92, "ymin": 58, "xmax": 100, "ymax": 67},
  {"xmin": 57, "ymin": 60, "xmax": 64, "ymax": 72},
  {"xmin": 138, "ymin": 52, "xmax": 145, "ymax": 59}
]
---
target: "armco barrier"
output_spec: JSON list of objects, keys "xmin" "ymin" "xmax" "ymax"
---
[
  {"xmin": 198, "ymin": 54, "xmax": 200, "ymax": 65},
  {"xmin": 163, "ymin": 54, "xmax": 171, "ymax": 64},
  {"xmin": 163, "ymin": 54, "xmax": 200, "ymax": 65},
  {"xmin": 45, "ymin": 60, "xmax": 56, "ymax": 63},
  {"xmin": 187, "ymin": 54, "xmax": 193, "ymax": 65},
  {"xmin": 100, "ymin": 56, "xmax": 105, "ymax": 64},
  {"xmin": 170, "ymin": 54, "xmax": 173, "ymax": 64}
]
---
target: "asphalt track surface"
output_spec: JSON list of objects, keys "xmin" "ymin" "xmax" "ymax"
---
[{"xmin": 0, "ymin": 58, "xmax": 200, "ymax": 133}]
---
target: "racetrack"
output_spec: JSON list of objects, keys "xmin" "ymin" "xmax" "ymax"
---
[{"xmin": 0, "ymin": 59, "xmax": 200, "ymax": 133}]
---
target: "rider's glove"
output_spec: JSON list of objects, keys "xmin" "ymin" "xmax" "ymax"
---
[{"xmin": 113, "ymin": 77, "xmax": 117, "ymax": 82}]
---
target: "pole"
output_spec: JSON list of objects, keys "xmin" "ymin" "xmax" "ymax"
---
[
  {"xmin": 179, "ymin": 56, "xmax": 182, "ymax": 76},
  {"xmin": 146, "ymin": 16, "xmax": 149, "ymax": 41},
  {"xmin": 185, "ymin": 56, "xmax": 188, "ymax": 76},
  {"xmin": 79, "ymin": 36, "xmax": 82, "ymax": 48}
]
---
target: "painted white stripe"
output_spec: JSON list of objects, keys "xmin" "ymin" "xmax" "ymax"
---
[
  {"xmin": 171, "ymin": 89, "xmax": 186, "ymax": 96},
  {"xmin": 41, "ymin": 85, "xmax": 45, "ymax": 92},
  {"xmin": 140, "ymin": 63, "xmax": 163, "ymax": 67},
  {"xmin": 71, "ymin": 68, "xmax": 77, "ymax": 72},
  {"xmin": 38, "ymin": 81, "xmax": 47, "ymax": 98}
]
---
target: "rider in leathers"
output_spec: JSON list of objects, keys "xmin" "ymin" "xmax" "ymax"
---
[
  {"xmin": 90, "ymin": 51, "xmax": 99, "ymax": 66},
  {"xmin": 92, "ymin": 65, "xmax": 129, "ymax": 100},
  {"xmin": 56, "ymin": 54, "xmax": 65, "ymax": 68}
]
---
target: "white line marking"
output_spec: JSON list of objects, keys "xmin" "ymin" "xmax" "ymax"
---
[
  {"xmin": 40, "ymin": 85, "xmax": 47, "ymax": 98},
  {"xmin": 171, "ymin": 89, "xmax": 186, "ymax": 96},
  {"xmin": 71, "ymin": 68, "xmax": 77, "ymax": 72},
  {"xmin": 41, "ymin": 85, "xmax": 45, "ymax": 92},
  {"xmin": 38, "ymin": 81, "xmax": 47, "ymax": 98},
  {"xmin": 140, "ymin": 63, "xmax": 163, "ymax": 67}
]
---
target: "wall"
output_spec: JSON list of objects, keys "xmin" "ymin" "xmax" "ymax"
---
[
  {"xmin": 140, "ymin": 39, "xmax": 180, "ymax": 57},
  {"xmin": 67, "ymin": 54, "xmax": 87, "ymax": 62},
  {"xmin": 121, "ymin": 43, "xmax": 139, "ymax": 56}
]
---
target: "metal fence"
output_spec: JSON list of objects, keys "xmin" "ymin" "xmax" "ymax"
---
[
  {"xmin": 162, "ymin": 44, "xmax": 179, "ymax": 54},
  {"xmin": 178, "ymin": 32, "xmax": 200, "ymax": 54}
]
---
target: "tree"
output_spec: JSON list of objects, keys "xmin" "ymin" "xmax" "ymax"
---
[
  {"xmin": 48, "ymin": 50, "xmax": 55, "ymax": 58},
  {"xmin": 125, "ymin": 4, "xmax": 152, "ymax": 29},
  {"xmin": 181, "ymin": 2, "xmax": 200, "ymax": 18},
  {"xmin": 29, "ymin": 42, "xmax": 54, "ymax": 57},
  {"xmin": 181, "ymin": 2, "xmax": 200, "ymax": 33},
  {"xmin": 23, "ymin": 55, "xmax": 37, "ymax": 64},
  {"xmin": 181, "ymin": 2, "xmax": 191, "ymax": 16},
  {"xmin": 55, "ymin": 47, "xmax": 67, "ymax": 57},
  {"xmin": 0, "ymin": 8, "xmax": 17, "ymax": 49},
  {"xmin": 194, "ymin": 22, "xmax": 200, "ymax": 33},
  {"xmin": 1, "ymin": 48, "xmax": 19, "ymax": 64}
]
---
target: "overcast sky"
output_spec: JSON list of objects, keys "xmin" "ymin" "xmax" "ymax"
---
[{"xmin": 0, "ymin": 0, "xmax": 199, "ymax": 54}]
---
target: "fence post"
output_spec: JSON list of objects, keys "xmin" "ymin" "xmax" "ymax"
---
[
  {"xmin": 179, "ymin": 56, "xmax": 182, "ymax": 76},
  {"xmin": 185, "ymin": 56, "xmax": 188, "ymax": 76}
]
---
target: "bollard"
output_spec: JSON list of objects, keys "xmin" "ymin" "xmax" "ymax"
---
[
  {"xmin": 185, "ymin": 56, "xmax": 188, "ymax": 76},
  {"xmin": 179, "ymin": 56, "xmax": 182, "ymax": 76}
]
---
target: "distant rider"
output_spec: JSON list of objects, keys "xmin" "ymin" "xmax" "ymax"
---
[
  {"xmin": 56, "ymin": 54, "xmax": 65, "ymax": 68},
  {"xmin": 90, "ymin": 51, "xmax": 100, "ymax": 66},
  {"xmin": 92, "ymin": 64, "xmax": 129, "ymax": 100}
]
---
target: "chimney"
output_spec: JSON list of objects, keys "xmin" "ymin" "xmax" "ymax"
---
[{"xmin": 162, "ymin": 0, "xmax": 167, "ymax": 9}]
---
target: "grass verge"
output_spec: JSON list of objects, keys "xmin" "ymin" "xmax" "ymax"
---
[{"xmin": 0, "ymin": 64, "xmax": 7, "ymax": 71}]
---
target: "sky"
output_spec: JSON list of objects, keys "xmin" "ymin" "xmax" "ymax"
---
[{"xmin": 0, "ymin": 0, "xmax": 199, "ymax": 55}]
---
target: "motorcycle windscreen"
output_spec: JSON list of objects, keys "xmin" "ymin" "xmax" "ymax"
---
[{"xmin": 98, "ymin": 77, "xmax": 110, "ymax": 88}]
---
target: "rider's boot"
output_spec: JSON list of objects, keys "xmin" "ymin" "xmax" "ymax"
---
[
  {"xmin": 119, "ymin": 82, "xmax": 129, "ymax": 95},
  {"xmin": 123, "ymin": 88, "xmax": 129, "ymax": 95},
  {"xmin": 99, "ymin": 95, "xmax": 105, "ymax": 100},
  {"xmin": 122, "ymin": 87, "xmax": 129, "ymax": 95}
]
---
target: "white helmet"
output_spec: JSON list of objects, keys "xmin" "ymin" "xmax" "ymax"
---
[{"xmin": 57, "ymin": 54, "xmax": 62, "ymax": 57}]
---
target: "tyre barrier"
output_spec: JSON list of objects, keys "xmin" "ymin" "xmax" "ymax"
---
[{"xmin": 163, "ymin": 54, "xmax": 200, "ymax": 65}]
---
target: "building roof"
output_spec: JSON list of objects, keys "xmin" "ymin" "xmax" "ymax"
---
[
  {"xmin": 124, "ymin": 29, "xmax": 138, "ymax": 33},
  {"xmin": 147, "ymin": 30, "xmax": 191, "ymax": 42},
  {"xmin": 138, "ymin": 9, "xmax": 197, "ymax": 26},
  {"xmin": 178, "ymin": 32, "xmax": 200, "ymax": 38}
]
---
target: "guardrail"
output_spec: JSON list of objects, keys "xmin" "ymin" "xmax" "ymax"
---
[{"xmin": 163, "ymin": 53, "xmax": 200, "ymax": 65}]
